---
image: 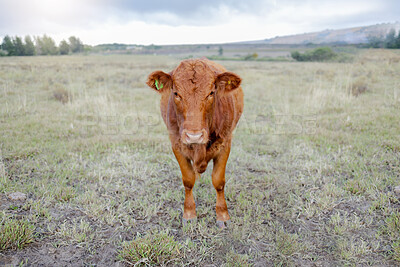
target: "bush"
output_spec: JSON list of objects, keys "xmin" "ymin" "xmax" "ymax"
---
[
  {"xmin": 351, "ymin": 79, "xmax": 368, "ymax": 96},
  {"xmin": 244, "ymin": 53, "xmax": 258, "ymax": 61},
  {"xmin": 291, "ymin": 51, "xmax": 302, "ymax": 61},
  {"xmin": 291, "ymin": 47, "xmax": 337, "ymax": 62},
  {"xmin": 53, "ymin": 85, "xmax": 72, "ymax": 104}
]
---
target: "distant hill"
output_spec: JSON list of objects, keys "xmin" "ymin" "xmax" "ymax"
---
[
  {"xmin": 245, "ymin": 22, "xmax": 400, "ymax": 45},
  {"xmin": 90, "ymin": 22, "xmax": 400, "ymax": 57}
]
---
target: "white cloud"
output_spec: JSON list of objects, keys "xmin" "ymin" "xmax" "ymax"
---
[{"xmin": 0, "ymin": 0, "xmax": 398, "ymax": 45}]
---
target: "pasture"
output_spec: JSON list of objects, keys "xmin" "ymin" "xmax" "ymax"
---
[{"xmin": 0, "ymin": 50, "xmax": 400, "ymax": 266}]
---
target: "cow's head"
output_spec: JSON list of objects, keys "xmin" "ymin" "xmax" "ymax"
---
[{"xmin": 146, "ymin": 59, "xmax": 241, "ymax": 145}]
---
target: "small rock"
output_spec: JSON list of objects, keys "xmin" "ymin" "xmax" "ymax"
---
[
  {"xmin": 395, "ymin": 186, "xmax": 400, "ymax": 196},
  {"xmin": 8, "ymin": 192, "xmax": 27, "ymax": 201}
]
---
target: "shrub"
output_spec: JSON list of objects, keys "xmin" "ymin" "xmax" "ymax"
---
[
  {"xmin": 53, "ymin": 85, "xmax": 71, "ymax": 104},
  {"xmin": 291, "ymin": 47, "xmax": 337, "ymax": 62},
  {"xmin": 244, "ymin": 53, "xmax": 258, "ymax": 61},
  {"xmin": 291, "ymin": 51, "xmax": 302, "ymax": 61},
  {"xmin": 351, "ymin": 79, "xmax": 368, "ymax": 97}
]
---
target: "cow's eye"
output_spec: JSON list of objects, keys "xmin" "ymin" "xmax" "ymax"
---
[
  {"xmin": 207, "ymin": 91, "xmax": 214, "ymax": 98},
  {"xmin": 174, "ymin": 92, "xmax": 181, "ymax": 100}
]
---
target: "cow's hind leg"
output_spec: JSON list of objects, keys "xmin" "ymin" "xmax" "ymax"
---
[
  {"xmin": 172, "ymin": 147, "xmax": 197, "ymax": 221},
  {"xmin": 212, "ymin": 143, "xmax": 231, "ymax": 228}
]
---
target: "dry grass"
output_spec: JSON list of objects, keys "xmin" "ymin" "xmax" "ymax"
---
[
  {"xmin": 351, "ymin": 78, "xmax": 368, "ymax": 96},
  {"xmin": 0, "ymin": 50, "xmax": 399, "ymax": 265},
  {"xmin": 52, "ymin": 85, "xmax": 71, "ymax": 104}
]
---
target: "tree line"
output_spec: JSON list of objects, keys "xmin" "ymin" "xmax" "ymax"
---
[
  {"xmin": 0, "ymin": 35, "xmax": 85, "ymax": 56},
  {"xmin": 366, "ymin": 28, "xmax": 400, "ymax": 49}
]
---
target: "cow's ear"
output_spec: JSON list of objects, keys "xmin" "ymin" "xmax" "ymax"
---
[
  {"xmin": 146, "ymin": 71, "xmax": 172, "ymax": 93},
  {"xmin": 215, "ymin": 72, "xmax": 242, "ymax": 93}
]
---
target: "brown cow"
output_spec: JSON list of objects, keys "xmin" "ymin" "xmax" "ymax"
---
[{"xmin": 146, "ymin": 58, "xmax": 243, "ymax": 228}]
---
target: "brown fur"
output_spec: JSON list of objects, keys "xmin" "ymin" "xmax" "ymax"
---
[{"xmin": 146, "ymin": 58, "xmax": 243, "ymax": 224}]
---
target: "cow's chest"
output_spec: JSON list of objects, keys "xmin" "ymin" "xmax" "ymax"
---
[{"xmin": 180, "ymin": 136, "xmax": 224, "ymax": 163}]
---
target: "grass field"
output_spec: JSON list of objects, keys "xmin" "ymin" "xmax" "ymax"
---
[{"xmin": 0, "ymin": 49, "xmax": 400, "ymax": 266}]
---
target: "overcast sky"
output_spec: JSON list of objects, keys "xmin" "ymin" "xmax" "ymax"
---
[{"xmin": 0, "ymin": 0, "xmax": 399, "ymax": 45}]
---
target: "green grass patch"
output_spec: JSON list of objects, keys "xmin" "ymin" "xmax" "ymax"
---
[
  {"xmin": 118, "ymin": 231, "xmax": 182, "ymax": 266},
  {"xmin": 382, "ymin": 212, "xmax": 400, "ymax": 261},
  {"xmin": 225, "ymin": 250, "xmax": 251, "ymax": 267},
  {"xmin": 0, "ymin": 217, "xmax": 35, "ymax": 251}
]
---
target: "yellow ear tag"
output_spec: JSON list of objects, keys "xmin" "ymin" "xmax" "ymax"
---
[{"xmin": 228, "ymin": 81, "xmax": 231, "ymax": 85}]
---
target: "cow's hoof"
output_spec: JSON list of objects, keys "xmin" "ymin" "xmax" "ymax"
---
[
  {"xmin": 216, "ymin": 220, "xmax": 231, "ymax": 229},
  {"xmin": 182, "ymin": 217, "xmax": 197, "ymax": 226}
]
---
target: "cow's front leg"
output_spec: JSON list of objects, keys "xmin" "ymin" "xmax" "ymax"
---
[
  {"xmin": 172, "ymin": 147, "xmax": 197, "ymax": 221},
  {"xmin": 212, "ymin": 142, "xmax": 231, "ymax": 228}
]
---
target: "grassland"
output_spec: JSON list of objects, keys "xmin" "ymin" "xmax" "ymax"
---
[{"xmin": 0, "ymin": 49, "xmax": 399, "ymax": 266}]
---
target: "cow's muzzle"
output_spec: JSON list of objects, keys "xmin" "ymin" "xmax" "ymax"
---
[{"xmin": 181, "ymin": 129, "xmax": 208, "ymax": 144}]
